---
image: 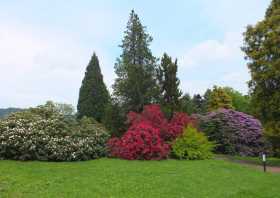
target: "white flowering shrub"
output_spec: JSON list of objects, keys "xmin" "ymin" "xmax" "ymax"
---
[{"xmin": 0, "ymin": 102, "xmax": 109, "ymax": 161}]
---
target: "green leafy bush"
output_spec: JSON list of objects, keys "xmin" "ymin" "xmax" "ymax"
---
[
  {"xmin": 172, "ymin": 126, "xmax": 214, "ymax": 160},
  {"xmin": 0, "ymin": 102, "xmax": 109, "ymax": 161}
]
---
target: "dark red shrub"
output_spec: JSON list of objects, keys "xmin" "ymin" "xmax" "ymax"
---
[{"xmin": 107, "ymin": 121, "xmax": 170, "ymax": 160}]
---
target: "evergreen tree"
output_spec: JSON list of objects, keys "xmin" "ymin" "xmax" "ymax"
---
[
  {"xmin": 202, "ymin": 89, "xmax": 212, "ymax": 113},
  {"xmin": 113, "ymin": 10, "xmax": 159, "ymax": 112},
  {"xmin": 180, "ymin": 93, "xmax": 194, "ymax": 115},
  {"xmin": 102, "ymin": 97, "xmax": 127, "ymax": 137},
  {"xmin": 242, "ymin": 0, "xmax": 280, "ymax": 155},
  {"xmin": 207, "ymin": 86, "xmax": 233, "ymax": 111},
  {"xmin": 192, "ymin": 94, "xmax": 205, "ymax": 114},
  {"xmin": 77, "ymin": 53, "xmax": 110, "ymax": 122},
  {"xmin": 158, "ymin": 53, "xmax": 182, "ymax": 115}
]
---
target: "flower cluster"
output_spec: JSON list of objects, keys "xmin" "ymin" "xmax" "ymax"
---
[
  {"xmin": 0, "ymin": 104, "xmax": 109, "ymax": 161},
  {"xmin": 107, "ymin": 122, "xmax": 170, "ymax": 160},
  {"xmin": 108, "ymin": 104, "xmax": 194, "ymax": 160},
  {"xmin": 199, "ymin": 108, "xmax": 265, "ymax": 156}
]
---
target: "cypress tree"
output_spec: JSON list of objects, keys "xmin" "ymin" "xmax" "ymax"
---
[
  {"xmin": 242, "ymin": 0, "xmax": 280, "ymax": 155},
  {"xmin": 77, "ymin": 53, "xmax": 110, "ymax": 122},
  {"xmin": 158, "ymin": 53, "xmax": 182, "ymax": 115},
  {"xmin": 113, "ymin": 10, "xmax": 159, "ymax": 112}
]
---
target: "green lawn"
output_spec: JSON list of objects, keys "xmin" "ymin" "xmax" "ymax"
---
[{"xmin": 0, "ymin": 159, "xmax": 279, "ymax": 198}]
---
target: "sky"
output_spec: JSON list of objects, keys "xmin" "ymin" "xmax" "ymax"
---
[{"xmin": 0, "ymin": 0, "xmax": 271, "ymax": 108}]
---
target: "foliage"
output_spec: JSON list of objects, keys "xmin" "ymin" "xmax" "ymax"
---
[
  {"xmin": 180, "ymin": 92, "xmax": 209, "ymax": 115},
  {"xmin": 113, "ymin": 10, "xmax": 159, "ymax": 113},
  {"xmin": 265, "ymin": 121, "xmax": 280, "ymax": 157},
  {"xmin": 192, "ymin": 94, "xmax": 208, "ymax": 114},
  {"xmin": 222, "ymin": 87, "xmax": 252, "ymax": 114},
  {"xmin": 180, "ymin": 93, "xmax": 195, "ymax": 115},
  {"xmin": 199, "ymin": 109, "xmax": 265, "ymax": 156},
  {"xmin": 157, "ymin": 53, "xmax": 182, "ymax": 117},
  {"xmin": 172, "ymin": 126, "xmax": 214, "ymax": 160},
  {"xmin": 0, "ymin": 102, "xmax": 109, "ymax": 161},
  {"xmin": 77, "ymin": 53, "xmax": 110, "ymax": 122},
  {"xmin": 102, "ymin": 99, "xmax": 127, "ymax": 137},
  {"xmin": 167, "ymin": 112, "xmax": 196, "ymax": 141},
  {"xmin": 242, "ymin": 0, "xmax": 280, "ymax": 156},
  {"xmin": 207, "ymin": 86, "xmax": 233, "ymax": 111},
  {"xmin": 107, "ymin": 104, "xmax": 195, "ymax": 160},
  {"xmin": 107, "ymin": 122, "xmax": 170, "ymax": 160},
  {"xmin": 127, "ymin": 104, "xmax": 195, "ymax": 142},
  {"xmin": 126, "ymin": 104, "xmax": 169, "ymax": 141}
]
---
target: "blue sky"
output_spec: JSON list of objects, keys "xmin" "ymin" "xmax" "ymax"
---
[{"xmin": 0, "ymin": 0, "xmax": 271, "ymax": 108}]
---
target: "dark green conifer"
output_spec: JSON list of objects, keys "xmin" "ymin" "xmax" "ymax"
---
[{"xmin": 77, "ymin": 53, "xmax": 110, "ymax": 122}]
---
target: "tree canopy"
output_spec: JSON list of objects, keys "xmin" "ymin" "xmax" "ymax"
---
[{"xmin": 242, "ymin": 0, "xmax": 280, "ymax": 155}]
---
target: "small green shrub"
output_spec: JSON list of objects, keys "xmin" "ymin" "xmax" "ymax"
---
[{"xmin": 172, "ymin": 126, "xmax": 214, "ymax": 160}]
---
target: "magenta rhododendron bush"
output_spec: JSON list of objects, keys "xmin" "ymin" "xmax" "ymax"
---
[
  {"xmin": 107, "ymin": 104, "xmax": 195, "ymax": 160},
  {"xmin": 199, "ymin": 108, "xmax": 265, "ymax": 156}
]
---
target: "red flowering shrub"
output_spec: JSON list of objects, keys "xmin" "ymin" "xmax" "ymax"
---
[
  {"xmin": 166, "ymin": 112, "xmax": 196, "ymax": 141},
  {"xmin": 127, "ymin": 105, "xmax": 194, "ymax": 141},
  {"xmin": 107, "ymin": 121, "xmax": 170, "ymax": 160},
  {"xmin": 107, "ymin": 104, "xmax": 195, "ymax": 160}
]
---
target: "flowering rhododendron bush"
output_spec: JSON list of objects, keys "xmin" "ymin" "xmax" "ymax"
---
[
  {"xmin": 108, "ymin": 104, "xmax": 195, "ymax": 160},
  {"xmin": 107, "ymin": 122, "xmax": 170, "ymax": 160},
  {"xmin": 127, "ymin": 105, "xmax": 195, "ymax": 141},
  {"xmin": 0, "ymin": 102, "xmax": 109, "ymax": 161},
  {"xmin": 199, "ymin": 109, "xmax": 265, "ymax": 156}
]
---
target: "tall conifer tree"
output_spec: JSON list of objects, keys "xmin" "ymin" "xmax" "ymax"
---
[
  {"xmin": 77, "ymin": 53, "xmax": 110, "ymax": 122},
  {"xmin": 113, "ymin": 10, "xmax": 159, "ymax": 112},
  {"xmin": 158, "ymin": 53, "xmax": 182, "ymax": 115}
]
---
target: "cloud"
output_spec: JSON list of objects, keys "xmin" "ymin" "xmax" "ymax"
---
[
  {"xmin": 178, "ymin": 31, "xmax": 250, "ymax": 95},
  {"xmin": 201, "ymin": 0, "xmax": 269, "ymax": 31},
  {"xmin": 0, "ymin": 0, "xmax": 270, "ymax": 107},
  {"xmin": 0, "ymin": 21, "xmax": 114, "ymax": 108},
  {"xmin": 180, "ymin": 31, "xmax": 242, "ymax": 70}
]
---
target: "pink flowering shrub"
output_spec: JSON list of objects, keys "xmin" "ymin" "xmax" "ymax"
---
[
  {"xmin": 108, "ymin": 104, "xmax": 195, "ymax": 160},
  {"xmin": 107, "ymin": 121, "xmax": 170, "ymax": 160}
]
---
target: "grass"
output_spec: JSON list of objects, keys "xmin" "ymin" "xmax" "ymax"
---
[
  {"xmin": 217, "ymin": 154, "xmax": 280, "ymax": 167},
  {"xmin": 0, "ymin": 158, "xmax": 280, "ymax": 198}
]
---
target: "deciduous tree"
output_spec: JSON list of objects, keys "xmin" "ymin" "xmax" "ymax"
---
[{"xmin": 242, "ymin": 0, "xmax": 280, "ymax": 155}]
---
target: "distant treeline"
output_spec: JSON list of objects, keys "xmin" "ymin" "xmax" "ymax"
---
[{"xmin": 0, "ymin": 108, "xmax": 23, "ymax": 118}]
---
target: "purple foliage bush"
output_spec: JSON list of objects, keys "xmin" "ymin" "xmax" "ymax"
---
[{"xmin": 198, "ymin": 108, "xmax": 265, "ymax": 156}]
